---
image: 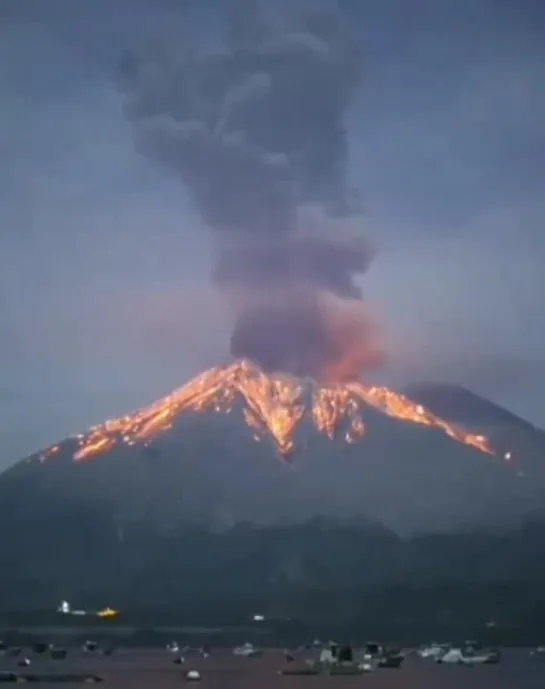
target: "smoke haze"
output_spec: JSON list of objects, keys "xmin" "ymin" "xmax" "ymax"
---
[{"xmin": 118, "ymin": 1, "xmax": 383, "ymax": 383}]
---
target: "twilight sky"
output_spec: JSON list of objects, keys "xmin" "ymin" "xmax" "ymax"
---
[{"xmin": 1, "ymin": 0, "xmax": 544, "ymax": 465}]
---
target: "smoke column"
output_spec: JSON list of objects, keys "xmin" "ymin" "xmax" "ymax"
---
[{"xmin": 118, "ymin": 0, "xmax": 383, "ymax": 383}]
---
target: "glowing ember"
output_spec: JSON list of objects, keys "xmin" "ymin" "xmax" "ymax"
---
[{"xmin": 38, "ymin": 360, "xmax": 494, "ymax": 462}]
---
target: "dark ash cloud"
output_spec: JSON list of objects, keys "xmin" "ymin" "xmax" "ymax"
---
[{"xmin": 117, "ymin": 0, "xmax": 383, "ymax": 383}]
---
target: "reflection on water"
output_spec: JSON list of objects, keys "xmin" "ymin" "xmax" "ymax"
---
[{"xmin": 0, "ymin": 649, "xmax": 543, "ymax": 688}]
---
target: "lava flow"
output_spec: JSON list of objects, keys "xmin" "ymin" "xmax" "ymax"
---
[{"xmin": 38, "ymin": 360, "xmax": 493, "ymax": 462}]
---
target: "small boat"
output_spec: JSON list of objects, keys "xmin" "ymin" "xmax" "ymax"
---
[
  {"xmin": 483, "ymin": 650, "xmax": 501, "ymax": 664},
  {"xmin": 378, "ymin": 649, "xmax": 405, "ymax": 668},
  {"xmin": 283, "ymin": 642, "xmax": 370, "ymax": 676},
  {"xmin": 438, "ymin": 647, "xmax": 500, "ymax": 665},
  {"xmin": 418, "ymin": 642, "xmax": 450, "ymax": 659},
  {"xmin": 184, "ymin": 670, "xmax": 201, "ymax": 682},
  {"xmin": 233, "ymin": 642, "xmax": 263, "ymax": 657}
]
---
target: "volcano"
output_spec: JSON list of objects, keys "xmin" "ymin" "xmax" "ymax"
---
[
  {"xmin": 0, "ymin": 360, "xmax": 544, "ymax": 608},
  {"xmin": 1, "ymin": 359, "xmax": 543, "ymax": 534}
]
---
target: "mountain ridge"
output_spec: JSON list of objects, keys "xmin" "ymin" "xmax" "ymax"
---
[
  {"xmin": 402, "ymin": 381, "xmax": 545, "ymax": 482},
  {"xmin": 0, "ymin": 379, "xmax": 544, "ymax": 614},
  {"xmin": 403, "ymin": 381, "xmax": 541, "ymax": 432},
  {"xmin": 2, "ymin": 379, "xmax": 543, "ymax": 535}
]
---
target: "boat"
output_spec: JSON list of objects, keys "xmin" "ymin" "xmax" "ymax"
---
[
  {"xmin": 96, "ymin": 607, "xmax": 118, "ymax": 618},
  {"xmin": 377, "ymin": 649, "xmax": 405, "ymax": 668},
  {"xmin": 481, "ymin": 649, "xmax": 501, "ymax": 665},
  {"xmin": 282, "ymin": 642, "xmax": 371, "ymax": 675},
  {"xmin": 418, "ymin": 642, "xmax": 450, "ymax": 659},
  {"xmin": 233, "ymin": 642, "xmax": 263, "ymax": 657},
  {"xmin": 360, "ymin": 642, "xmax": 404, "ymax": 668},
  {"xmin": 184, "ymin": 670, "xmax": 201, "ymax": 681},
  {"xmin": 438, "ymin": 647, "xmax": 501, "ymax": 665}
]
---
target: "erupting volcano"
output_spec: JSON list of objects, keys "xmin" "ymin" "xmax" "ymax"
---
[
  {"xmin": 33, "ymin": 3, "xmax": 512, "ymax": 472},
  {"xmin": 38, "ymin": 359, "xmax": 493, "ymax": 464},
  {"xmin": 4, "ymin": 2, "xmax": 545, "ymax": 612}
]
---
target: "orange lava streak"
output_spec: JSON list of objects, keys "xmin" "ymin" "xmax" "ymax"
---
[
  {"xmin": 312, "ymin": 387, "xmax": 365, "ymax": 444},
  {"xmin": 346, "ymin": 383, "xmax": 492, "ymax": 454},
  {"xmin": 237, "ymin": 374, "xmax": 306, "ymax": 455},
  {"xmin": 38, "ymin": 359, "xmax": 494, "ymax": 462}
]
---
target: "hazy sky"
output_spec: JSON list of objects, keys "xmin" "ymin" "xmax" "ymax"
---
[{"xmin": 1, "ymin": 0, "xmax": 544, "ymax": 465}]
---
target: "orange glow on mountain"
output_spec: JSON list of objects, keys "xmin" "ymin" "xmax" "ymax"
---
[{"xmin": 37, "ymin": 360, "xmax": 493, "ymax": 462}]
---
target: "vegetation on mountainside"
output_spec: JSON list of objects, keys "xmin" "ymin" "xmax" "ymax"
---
[{"xmin": 1, "ymin": 504, "xmax": 545, "ymax": 642}]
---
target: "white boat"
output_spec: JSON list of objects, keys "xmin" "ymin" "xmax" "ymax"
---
[
  {"xmin": 437, "ymin": 647, "xmax": 500, "ymax": 665},
  {"xmin": 418, "ymin": 643, "xmax": 450, "ymax": 659},
  {"xmin": 185, "ymin": 669, "xmax": 201, "ymax": 681},
  {"xmin": 233, "ymin": 642, "xmax": 262, "ymax": 657}
]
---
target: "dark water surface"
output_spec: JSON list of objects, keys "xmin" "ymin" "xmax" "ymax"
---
[{"xmin": 1, "ymin": 649, "xmax": 544, "ymax": 688}]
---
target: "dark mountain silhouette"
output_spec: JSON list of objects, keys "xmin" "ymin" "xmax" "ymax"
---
[
  {"xmin": 2, "ymin": 510, "xmax": 545, "ymax": 643},
  {"xmin": 0, "ymin": 381, "xmax": 544, "ymax": 619}
]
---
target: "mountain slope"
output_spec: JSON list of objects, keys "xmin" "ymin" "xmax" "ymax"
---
[
  {"xmin": 1, "ymin": 394, "xmax": 542, "ymax": 535},
  {"xmin": 404, "ymin": 382, "xmax": 545, "ymax": 478},
  {"xmin": 403, "ymin": 383, "xmax": 537, "ymax": 430},
  {"xmin": 1, "ymin": 380, "xmax": 544, "ymax": 607}
]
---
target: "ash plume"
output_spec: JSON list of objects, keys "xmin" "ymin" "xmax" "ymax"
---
[{"xmin": 118, "ymin": 0, "xmax": 383, "ymax": 383}]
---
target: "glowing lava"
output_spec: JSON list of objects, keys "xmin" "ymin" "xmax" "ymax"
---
[{"xmin": 37, "ymin": 360, "xmax": 493, "ymax": 463}]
